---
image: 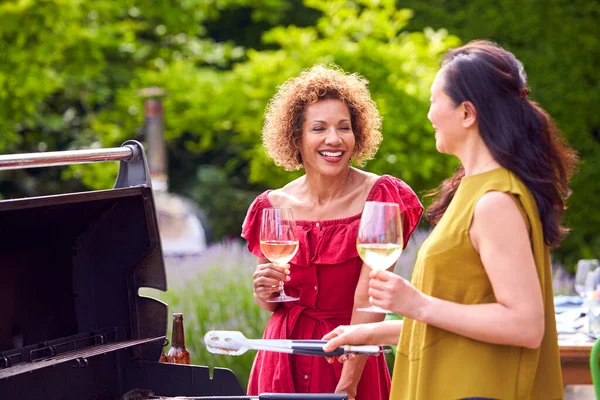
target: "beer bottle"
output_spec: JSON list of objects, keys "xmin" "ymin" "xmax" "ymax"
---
[
  {"xmin": 167, "ymin": 313, "xmax": 190, "ymax": 364},
  {"xmin": 159, "ymin": 338, "xmax": 169, "ymax": 363}
]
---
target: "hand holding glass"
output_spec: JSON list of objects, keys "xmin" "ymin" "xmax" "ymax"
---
[
  {"xmin": 260, "ymin": 208, "xmax": 300, "ymax": 303},
  {"xmin": 356, "ymin": 201, "xmax": 404, "ymax": 313}
]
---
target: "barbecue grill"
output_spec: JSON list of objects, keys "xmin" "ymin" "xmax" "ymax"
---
[{"xmin": 0, "ymin": 142, "xmax": 347, "ymax": 400}]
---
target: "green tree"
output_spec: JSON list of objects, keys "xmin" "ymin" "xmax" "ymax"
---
[{"xmin": 0, "ymin": 0, "xmax": 298, "ymax": 197}]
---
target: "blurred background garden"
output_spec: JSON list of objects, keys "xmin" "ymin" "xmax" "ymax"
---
[{"xmin": 1, "ymin": 0, "xmax": 598, "ymax": 388}]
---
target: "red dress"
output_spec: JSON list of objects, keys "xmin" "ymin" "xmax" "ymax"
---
[{"xmin": 241, "ymin": 175, "xmax": 423, "ymax": 400}]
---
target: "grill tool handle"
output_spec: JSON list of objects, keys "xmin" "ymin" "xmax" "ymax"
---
[
  {"xmin": 0, "ymin": 140, "xmax": 151, "ymax": 188},
  {"xmin": 288, "ymin": 340, "xmax": 381, "ymax": 357},
  {"xmin": 260, "ymin": 395, "xmax": 348, "ymax": 399},
  {"xmin": 149, "ymin": 395, "xmax": 348, "ymax": 400}
]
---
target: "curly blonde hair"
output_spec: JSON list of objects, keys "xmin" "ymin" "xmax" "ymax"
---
[{"xmin": 262, "ymin": 65, "xmax": 383, "ymax": 171}]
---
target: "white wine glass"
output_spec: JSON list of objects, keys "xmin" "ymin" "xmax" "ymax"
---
[
  {"xmin": 356, "ymin": 201, "xmax": 404, "ymax": 313},
  {"xmin": 575, "ymin": 259, "xmax": 600, "ymax": 300},
  {"xmin": 260, "ymin": 208, "xmax": 300, "ymax": 303}
]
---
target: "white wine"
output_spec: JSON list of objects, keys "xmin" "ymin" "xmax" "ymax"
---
[
  {"xmin": 357, "ymin": 243, "xmax": 402, "ymax": 270},
  {"xmin": 260, "ymin": 240, "xmax": 299, "ymax": 266}
]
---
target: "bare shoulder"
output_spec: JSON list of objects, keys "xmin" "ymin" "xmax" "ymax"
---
[
  {"xmin": 470, "ymin": 191, "xmax": 528, "ymax": 253},
  {"xmin": 473, "ymin": 191, "xmax": 523, "ymax": 226},
  {"xmin": 267, "ymin": 177, "xmax": 304, "ymax": 208},
  {"xmin": 351, "ymin": 168, "xmax": 380, "ymax": 190}
]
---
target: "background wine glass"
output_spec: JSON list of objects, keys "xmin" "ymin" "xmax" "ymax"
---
[
  {"xmin": 260, "ymin": 208, "xmax": 300, "ymax": 302},
  {"xmin": 575, "ymin": 259, "xmax": 600, "ymax": 300},
  {"xmin": 356, "ymin": 201, "xmax": 404, "ymax": 313}
]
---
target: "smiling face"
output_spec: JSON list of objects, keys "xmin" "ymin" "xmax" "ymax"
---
[
  {"xmin": 298, "ymin": 98, "xmax": 355, "ymax": 176},
  {"xmin": 427, "ymin": 69, "xmax": 467, "ymax": 155}
]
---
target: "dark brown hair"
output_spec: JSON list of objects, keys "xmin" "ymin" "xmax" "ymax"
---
[{"xmin": 427, "ymin": 40, "xmax": 578, "ymax": 247}]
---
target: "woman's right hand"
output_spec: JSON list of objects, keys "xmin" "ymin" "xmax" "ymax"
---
[
  {"xmin": 321, "ymin": 323, "xmax": 376, "ymax": 363},
  {"xmin": 252, "ymin": 261, "xmax": 290, "ymax": 301}
]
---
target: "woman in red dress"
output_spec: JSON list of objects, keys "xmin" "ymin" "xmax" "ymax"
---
[{"xmin": 241, "ymin": 65, "xmax": 423, "ymax": 400}]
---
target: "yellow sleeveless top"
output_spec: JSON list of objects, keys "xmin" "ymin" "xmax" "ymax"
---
[{"xmin": 391, "ymin": 168, "xmax": 563, "ymax": 399}]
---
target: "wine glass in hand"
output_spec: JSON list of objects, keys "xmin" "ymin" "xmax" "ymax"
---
[
  {"xmin": 356, "ymin": 201, "xmax": 404, "ymax": 313},
  {"xmin": 260, "ymin": 208, "xmax": 300, "ymax": 302}
]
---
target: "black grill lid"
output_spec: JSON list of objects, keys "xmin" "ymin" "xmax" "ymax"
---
[{"xmin": 0, "ymin": 141, "xmax": 168, "ymax": 370}]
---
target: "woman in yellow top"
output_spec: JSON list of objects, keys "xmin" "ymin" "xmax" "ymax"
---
[{"xmin": 323, "ymin": 40, "xmax": 578, "ymax": 399}]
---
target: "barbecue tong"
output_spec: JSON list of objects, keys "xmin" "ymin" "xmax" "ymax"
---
[{"xmin": 203, "ymin": 330, "xmax": 382, "ymax": 357}]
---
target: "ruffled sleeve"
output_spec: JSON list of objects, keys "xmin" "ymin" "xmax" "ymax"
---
[
  {"xmin": 368, "ymin": 175, "xmax": 424, "ymax": 249},
  {"xmin": 241, "ymin": 191, "xmax": 272, "ymax": 258}
]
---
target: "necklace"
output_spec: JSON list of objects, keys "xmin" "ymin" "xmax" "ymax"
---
[{"xmin": 471, "ymin": 158, "xmax": 496, "ymax": 176}]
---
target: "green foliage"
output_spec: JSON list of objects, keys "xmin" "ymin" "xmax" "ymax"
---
[
  {"xmin": 188, "ymin": 164, "xmax": 260, "ymax": 240},
  {"xmin": 0, "ymin": 0, "xmax": 297, "ymax": 198},
  {"xmin": 397, "ymin": 0, "xmax": 600, "ymax": 269}
]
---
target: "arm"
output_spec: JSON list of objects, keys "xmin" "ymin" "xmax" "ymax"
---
[
  {"xmin": 369, "ymin": 191, "xmax": 544, "ymax": 349},
  {"xmin": 322, "ymin": 320, "xmax": 403, "ymax": 348},
  {"xmin": 334, "ymin": 263, "xmax": 392, "ymax": 398},
  {"xmin": 252, "ymin": 257, "xmax": 288, "ymax": 313}
]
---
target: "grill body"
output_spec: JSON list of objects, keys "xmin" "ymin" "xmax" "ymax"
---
[{"xmin": 0, "ymin": 142, "xmax": 244, "ymax": 399}]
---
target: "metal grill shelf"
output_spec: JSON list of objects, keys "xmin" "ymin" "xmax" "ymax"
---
[{"xmin": 0, "ymin": 336, "xmax": 163, "ymax": 379}]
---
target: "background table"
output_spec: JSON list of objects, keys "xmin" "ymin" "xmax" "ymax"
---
[{"xmin": 559, "ymin": 333, "xmax": 595, "ymax": 385}]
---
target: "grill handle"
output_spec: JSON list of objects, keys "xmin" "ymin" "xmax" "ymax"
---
[{"xmin": 0, "ymin": 140, "xmax": 150, "ymax": 188}]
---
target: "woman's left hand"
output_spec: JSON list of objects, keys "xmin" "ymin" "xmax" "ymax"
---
[
  {"xmin": 368, "ymin": 269, "xmax": 428, "ymax": 319},
  {"xmin": 335, "ymin": 388, "xmax": 356, "ymax": 400}
]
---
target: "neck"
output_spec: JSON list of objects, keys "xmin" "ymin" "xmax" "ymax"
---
[
  {"xmin": 302, "ymin": 167, "xmax": 354, "ymax": 205},
  {"xmin": 172, "ymin": 320, "xmax": 186, "ymax": 348},
  {"xmin": 456, "ymin": 130, "xmax": 500, "ymax": 176}
]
